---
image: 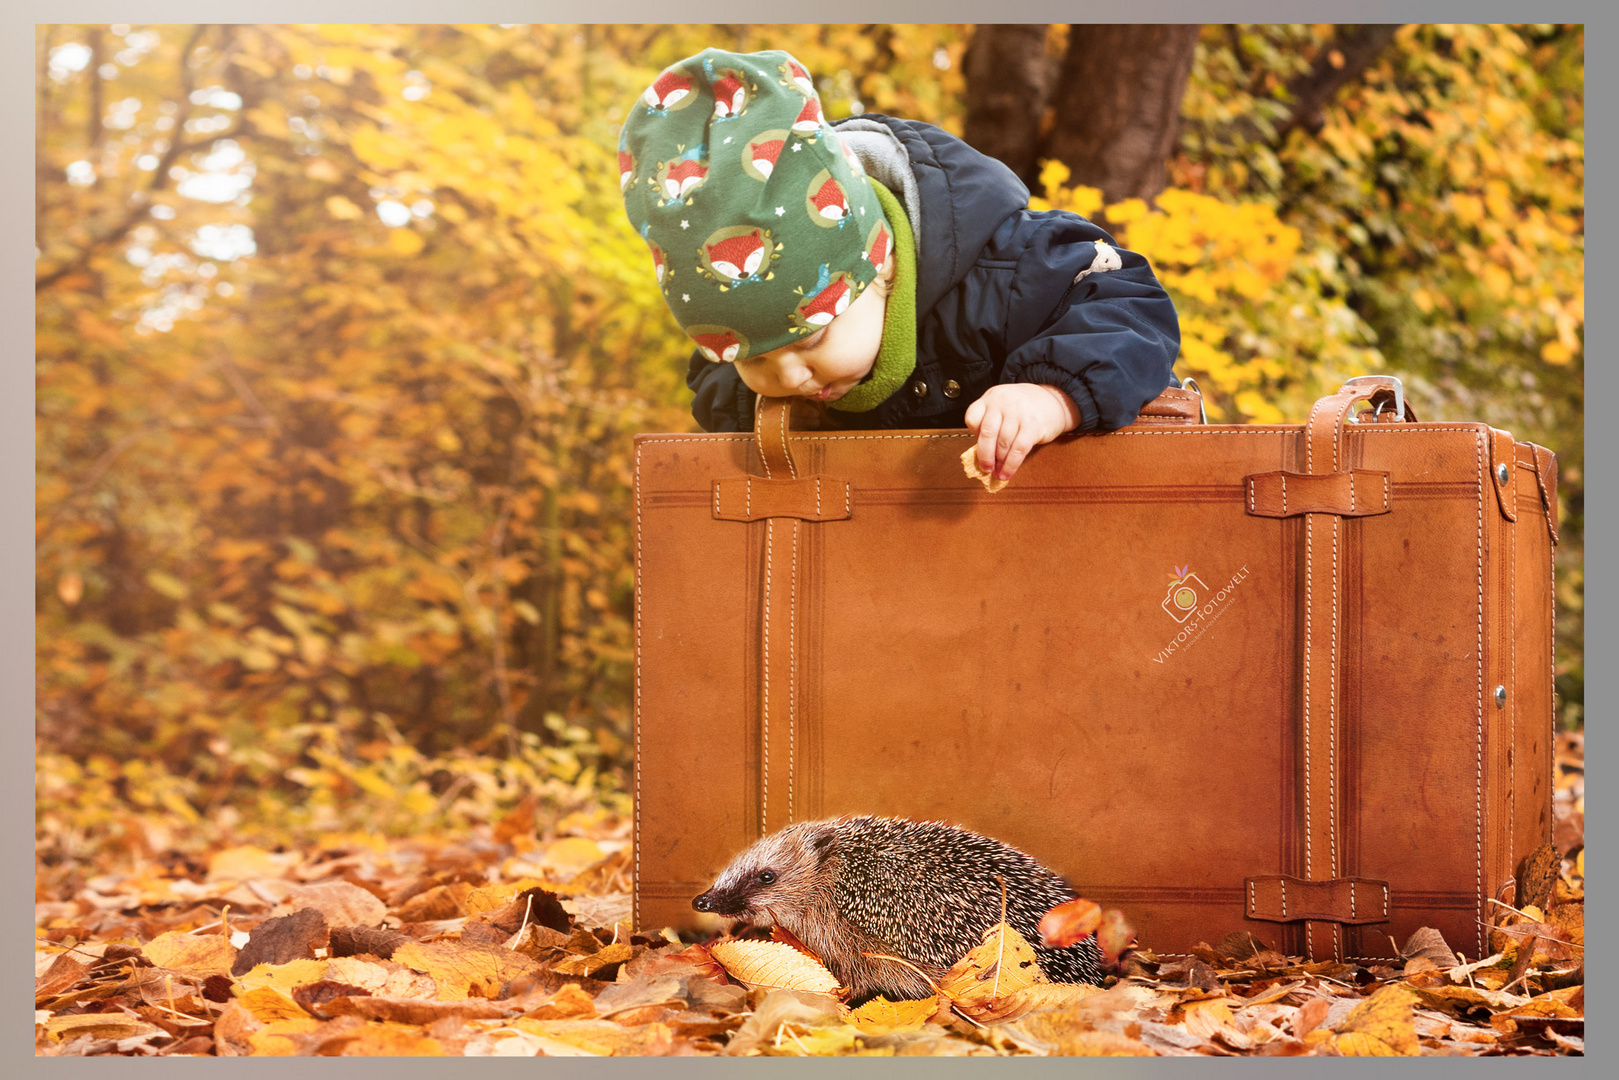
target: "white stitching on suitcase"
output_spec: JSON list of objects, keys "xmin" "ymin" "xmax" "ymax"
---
[
  {"xmin": 635, "ymin": 423, "xmax": 1483, "ymax": 448},
  {"xmin": 1383, "ymin": 883, "xmax": 1389, "ymax": 918},
  {"xmin": 781, "ymin": 407, "xmax": 797, "ymax": 479},
  {"xmin": 788, "ymin": 521, "xmax": 797, "ymax": 824},
  {"xmin": 1510, "ymin": 493, "xmax": 1517, "ymax": 848},
  {"xmin": 1474, "ymin": 433, "xmax": 1485, "ymax": 959},
  {"xmin": 1350, "ymin": 881, "xmax": 1356, "ymax": 920},
  {"xmin": 1249, "ymin": 878, "xmax": 1255, "ymax": 917},
  {"xmin": 1247, "ymin": 479, "xmax": 1254, "ymax": 514},
  {"xmin": 762, "ymin": 519, "xmax": 772, "ymax": 835},
  {"xmin": 1282, "ymin": 878, "xmax": 1288, "ymax": 919},
  {"xmin": 746, "ymin": 479, "xmax": 752, "ymax": 519},
  {"xmin": 633, "ymin": 442, "xmax": 643, "ymax": 927},
  {"xmin": 1349, "ymin": 470, "xmax": 1355, "ymax": 513},
  {"xmin": 815, "ymin": 477, "xmax": 822, "ymax": 518},
  {"xmin": 1383, "ymin": 473, "xmax": 1389, "ymax": 511},
  {"xmin": 1304, "ymin": 510, "xmax": 1314, "ymax": 962},
  {"xmin": 756, "ymin": 406, "xmax": 773, "ymax": 480},
  {"xmin": 1282, "ymin": 476, "xmax": 1288, "ymax": 514},
  {"xmin": 1549, "ymin": 508, "xmax": 1556, "ymax": 849}
]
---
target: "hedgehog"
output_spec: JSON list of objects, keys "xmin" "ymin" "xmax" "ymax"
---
[{"xmin": 691, "ymin": 815, "xmax": 1104, "ymax": 1003}]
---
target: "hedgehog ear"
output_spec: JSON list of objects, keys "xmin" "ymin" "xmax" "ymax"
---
[{"xmin": 809, "ymin": 826, "xmax": 837, "ymax": 864}]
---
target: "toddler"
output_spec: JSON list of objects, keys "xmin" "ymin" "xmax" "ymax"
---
[{"xmin": 621, "ymin": 48, "xmax": 1180, "ymax": 481}]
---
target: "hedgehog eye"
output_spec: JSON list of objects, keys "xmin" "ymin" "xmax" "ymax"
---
[{"xmin": 756, "ymin": 870, "xmax": 776, "ymax": 885}]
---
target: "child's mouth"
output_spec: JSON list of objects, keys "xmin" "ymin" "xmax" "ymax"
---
[{"xmin": 807, "ymin": 387, "xmax": 839, "ymax": 401}]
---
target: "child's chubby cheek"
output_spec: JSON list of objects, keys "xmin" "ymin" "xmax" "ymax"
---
[{"xmin": 732, "ymin": 280, "xmax": 887, "ymax": 401}]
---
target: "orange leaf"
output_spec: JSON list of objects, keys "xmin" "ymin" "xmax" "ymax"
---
[{"xmin": 1039, "ymin": 898, "xmax": 1102, "ymax": 948}]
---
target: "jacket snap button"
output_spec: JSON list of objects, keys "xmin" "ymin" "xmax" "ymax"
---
[
  {"xmin": 910, "ymin": 381, "xmax": 928, "ymax": 398},
  {"xmin": 943, "ymin": 380, "xmax": 961, "ymax": 399}
]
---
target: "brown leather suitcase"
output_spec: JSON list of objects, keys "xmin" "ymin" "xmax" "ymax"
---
[{"xmin": 631, "ymin": 377, "xmax": 1558, "ymax": 963}]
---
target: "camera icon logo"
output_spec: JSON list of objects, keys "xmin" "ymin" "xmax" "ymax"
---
[{"xmin": 1162, "ymin": 567, "xmax": 1208, "ymax": 623}]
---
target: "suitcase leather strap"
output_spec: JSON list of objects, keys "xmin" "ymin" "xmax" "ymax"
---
[
  {"xmin": 1245, "ymin": 875, "xmax": 1391, "ymax": 925},
  {"xmin": 748, "ymin": 398, "xmax": 853, "ymax": 834},
  {"xmin": 1296, "ymin": 379, "xmax": 1404, "ymax": 959},
  {"xmin": 1244, "ymin": 469, "xmax": 1391, "ymax": 518}
]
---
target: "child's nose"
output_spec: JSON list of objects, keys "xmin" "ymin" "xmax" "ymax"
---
[{"xmin": 777, "ymin": 355, "xmax": 813, "ymax": 390}]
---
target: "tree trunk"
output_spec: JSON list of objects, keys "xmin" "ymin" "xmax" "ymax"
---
[
  {"xmin": 961, "ymin": 25, "xmax": 1053, "ymax": 188},
  {"xmin": 1044, "ymin": 24, "xmax": 1202, "ymax": 205}
]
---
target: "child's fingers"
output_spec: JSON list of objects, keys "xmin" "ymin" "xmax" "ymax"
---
[
  {"xmin": 976, "ymin": 408, "xmax": 1003, "ymax": 474},
  {"xmin": 993, "ymin": 414, "xmax": 1022, "ymax": 478},
  {"xmin": 998, "ymin": 423, "xmax": 1042, "ymax": 480}
]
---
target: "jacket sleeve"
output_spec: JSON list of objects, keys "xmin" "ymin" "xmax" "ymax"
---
[
  {"xmin": 997, "ymin": 211, "xmax": 1180, "ymax": 432},
  {"xmin": 687, "ymin": 350, "xmax": 757, "ymax": 433}
]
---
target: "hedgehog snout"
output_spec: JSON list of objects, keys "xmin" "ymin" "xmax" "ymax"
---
[{"xmin": 692, "ymin": 887, "xmax": 743, "ymax": 916}]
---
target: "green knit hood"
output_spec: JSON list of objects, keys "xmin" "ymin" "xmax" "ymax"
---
[{"xmin": 620, "ymin": 48, "xmax": 892, "ymax": 363}]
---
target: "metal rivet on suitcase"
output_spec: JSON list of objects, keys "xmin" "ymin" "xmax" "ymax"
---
[
  {"xmin": 911, "ymin": 381, "xmax": 928, "ymax": 398},
  {"xmin": 943, "ymin": 380, "xmax": 961, "ymax": 398},
  {"xmin": 1495, "ymin": 685, "xmax": 1506, "ymax": 708},
  {"xmin": 1496, "ymin": 463, "xmax": 1510, "ymax": 485}
]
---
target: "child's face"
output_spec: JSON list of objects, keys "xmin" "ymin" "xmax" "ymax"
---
[{"xmin": 731, "ymin": 274, "xmax": 888, "ymax": 403}]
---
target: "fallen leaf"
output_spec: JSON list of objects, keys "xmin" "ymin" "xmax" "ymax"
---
[
  {"xmin": 43, "ymin": 1013, "xmax": 164, "ymax": 1043},
  {"xmin": 843, "ymin": 995, "xmax": 938, "ymax": 1033},
  {"xmin": 236, "ymin": 985, "xmax": 314, "ymax": 1022},
  {"xmin": 1096, "ymin": 909, "xmax": 1136, "ymax": 964},
  {"xmin": 1057, "ymin": 1031, "xmax": 1157, "ymax": 1056},
  {"xmin": 392, "ymin": 939, "xmax": 543, "ymax": 1000},
  {"xmin": 552, "ymin": 941, "xmax": 634, "ymax": 978},
  {"xmin": 710, "ymin": 939, "xmax": 841, "ymax": 996},
  {"xmin": 231, "ymin": 908, "xmax": 329, "ymax": 975},
  {"xmin": 208, "ymin": 846, "xmax": 298, "ymax": 882},
  {"xmin": 320, "ymin": 1021, "xmax": 448, "ymax": 1055},
  {"xmin": 328, "ymin": 925, "xmax": 409, "ymax": 959},
  {"xmin": 34, "ymin": 953, "xmax": 91, "ymax": 1001},
  {"xmin": 492, "ymin": 795, "xmax": 540, "ymax": 845},
  {"xmin": 1399, "ymin": 927, "xmax": 1457, "ymax": 969},
  {"xmin": 236, "ymin": 958, "xmax": 330, "ymax": 994},
  {"xmin": 938, "ymin": 921, "xmax": 1044, "ymax": 1010},
  {"xmin": 1328, "ymin": 985, "xmax": 1421, "ymax": 1056},
  {"xmin": 1292, "ymin": 995, "xmax": 1330, "ymax": 1036},
  {"xmin": 1038, "ymin": 898, "xmax": 1102, "ymax": 948},
  {"xmin": 142, "ymin": 930, "xmax": 237, "ymax": 977},
  {"xmin": 395, "ymin": 881, "xmax": 473, "ymax": 923},
  {"xmin": 1514, "ymin": 843, "xmax": 1562, "ymax": 912},
  {"xmin": 283, "ymin": 881, "xmax": 387, "ymax": 928},
  {"xmin": 523, "ymin": 982, "xmax": 599, "ymax": 1020}
]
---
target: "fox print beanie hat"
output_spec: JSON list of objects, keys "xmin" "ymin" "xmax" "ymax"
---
[{"xmin": 621, "ymin": 48, "xmax": 893, "ymax": 364}]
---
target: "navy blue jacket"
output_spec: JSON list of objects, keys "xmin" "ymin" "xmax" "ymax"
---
[{"xmin": 687, "ymin": 115, "xmax": 1180, "ymax": 432}]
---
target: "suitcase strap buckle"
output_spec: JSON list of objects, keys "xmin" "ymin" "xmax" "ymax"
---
[{"xmin": 1246, "ymin": 875, "xmax": 1391, "ymax": 925}]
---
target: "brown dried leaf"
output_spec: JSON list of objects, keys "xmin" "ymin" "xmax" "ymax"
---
[
  {"xmin": 552, "ymin": 940, "xmax": 634, "ymax": 978},
  {"xmin": 230, "ymin": 908, "xmax": 329, "ymax": 975},
  {"xmin": 1399, "ymin": 927, "xmax": 1457, "ymax": 969},
  {"xmin": 142, "ymin": 930, "xmax": 237, "ymax": 977},
  {"xmin": 1291, "ymin": 996, "xmax": 1329, "ymax": 1038},
  {"xmin": 284, "ymin": 881, "xmax": 387, "ymax": 928},
  {"xmin": 328, "ymin": 925, "xmax": 409, "ymax": 959},
  {"xmin": 1327, "ymin": 985, "xmax": 1421, "ymax": 1056},
  {"xmin": 324, "ymin": 955, "xmax": 438, "ymax": 998},
  {"xmin": 391, "ymin": 939, "xmax": 542, "ymax": 1000},
  {"xmin": 1096, "ymin": 909, "xmax": 1136, "ymax": 964},
  {"xmin": 34, "ymin": 953, "xmax": 91, "ymax": 1002},
  {"xmin": 492, "ymin": 795, "xmax": 540, "ymax": 846},
  {"xmin": 709, "ymin": 939, "xmax": 841, "ymax": 997},
  {"xmin": 524, "ymin": 982, "xmax": 600, "ymax": 1020},
  {"xmin": 322, "ymin": 994, "xmax": 516, "ymax": 1024},
  {"xmin": 1515, "ymin": 843, "xmax": 1562, "ymax": 912},
  {"xmin": 1038, "ymin": 898, "xmax": 1102, "ymax": 948},
  {"xmin": 395, "ymin": 881, "xmax": 473, "ymax": 923}
]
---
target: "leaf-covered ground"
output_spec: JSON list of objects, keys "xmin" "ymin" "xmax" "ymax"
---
[{"xmin": 35, "ymin": 733, "xmax": 1584, "ymax": 1057}]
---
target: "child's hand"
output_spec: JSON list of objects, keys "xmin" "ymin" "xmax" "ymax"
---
[{"xmin": 964, "ymin": 384, "xmax": 1081, "ymax": 482}]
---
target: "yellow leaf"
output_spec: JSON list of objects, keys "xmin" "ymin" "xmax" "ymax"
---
[
  {"xmin": 236, "ymin": 985, "xmax": 313, "ymax": 1023},
  {"xmin": 844, "ymin": 995, "xmax": 939, "ymax": 1033},
  {"xmin": 246, "ymin": 1017, "xmax": 323, "ymax": 1055},
  {"xmin": 709, "ymin": 939, "xmax": 840, "ymax": 996},
  {"xmin": 552, "ymin": 941, "xmax": 633, "ymax": 977},
  {"xmin": 938, "ymin": 921, "xmax": 1044, "ymax": 1010},
  {"xmin": 325, "ymin": 195, "xmax": 365, "ymax": 220},
  {"xmin": 464, "ymin": 878, "xmax": 549, "ymax": 916},
  {"xmin": 207, "ymin": 845, "xmax": 296, "ymax": 882},
  {"xmin": 142, "ymin": 930, "xmax": 237, "ymax": 976},
  {"xmin": 1329, "ymin": 985, "xmax": 1421, "ymax": 1056},
  {"xmin": 539, "ymin": 837, "xmax": 605, "ymax": 876},
  {"xmin": 392, "ymin": 940, "xmax": 542, "ymax": 1001},
  {"xmin": 235, "ymin": 959, "xmax": 329, "ymax": 994},
  {"xmin": 388, "ymin": 228, "xmax": 425, "ymax": 256}
]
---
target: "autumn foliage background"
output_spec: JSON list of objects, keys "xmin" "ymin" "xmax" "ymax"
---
[{"xmin": 36, "ymin": 25, "xmax": 1584, "ymax": 861}]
